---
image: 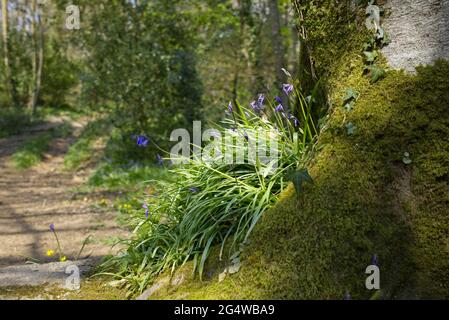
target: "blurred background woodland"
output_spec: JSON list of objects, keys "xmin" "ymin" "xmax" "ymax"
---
[{"xmin": 0, "ymin": 0, "xmax": 306, "ymax": 154}]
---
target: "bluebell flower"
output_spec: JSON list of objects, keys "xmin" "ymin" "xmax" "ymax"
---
[
  {"xmin": 250, "ymin": 94, "xmax": 265, "ymax": 112},
  {"xmin": 293, "ymin": 118, "xmax": 300, "ymax": 127},
  {"xmin": 250, "ymin": 101, "xmax": 258, "ymax": 111},
  {"xmin": 289, "ymin": 114, "xmax": 299, "ymax": 127},
  {"xmin": 189, "ymin": 187, "xmax": 199, "ymax": 193},
  {"xmin": 274, "ymin": 96, "xmax": 282, "ymax": 104},
  {"xmin": 371, "ymin": 254, "xmax": 378, "ymax": 266},
  {"xmin": 275, "ymin": 104, "xmax": 284, "ymax": 112},
  {"xmin": 136, "ymin": 135, "xmax": 149, "ymax": 147},
  {"xmin": 228, "ymin": 101, "xmax": 233, "ymax": 113},
  {"xmin": 143, "ymin": 203, "xmax": 149, "ymax": 218},
  {"xmin": 49, "ymin": 223, "xmax": 55, "ymax": 232},
  {"xmin": 283, "ymin": 83, "xmax": 294, "ymax": 96},
  {"xmin": 156, "ymin": 154, "xmax": 164, "ymax": 166},
  {"xmin": 257, "ymin": 94, "xmax": 265, "ymax": 107}
]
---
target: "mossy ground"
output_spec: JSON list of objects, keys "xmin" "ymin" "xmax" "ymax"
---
[{"xmin": 141, "ymin": 1, "xmax": 449, "ymax": 300}]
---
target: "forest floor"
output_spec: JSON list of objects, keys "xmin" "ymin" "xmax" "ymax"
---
[{"xmin": 0, "ymin": 116, "xmax": 129, "ymax": 299}]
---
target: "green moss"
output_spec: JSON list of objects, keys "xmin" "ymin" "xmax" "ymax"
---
[{"xmin": 144, "ymin": 1, "xmax": 449, "ymax": 300}]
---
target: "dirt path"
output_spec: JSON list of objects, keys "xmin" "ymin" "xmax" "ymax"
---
[{"xmin": 0, "ymin": 117, "xmax": 128, "ymax": 268}]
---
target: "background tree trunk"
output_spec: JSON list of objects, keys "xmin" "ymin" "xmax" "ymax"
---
[
  {"xmin": 268, "ymin": 0, "xmax": 285, "ymax": 88},
  {"xmin": 381, "ymin": 0, "xmax": 449, "ymax": 73},
  {"xmin": 29, "ymin": 0, "xmax": 43, "ymax": 115},
  {"xmin": 1, "ymin": 0, "xmax": 14, "ymax": 106}
]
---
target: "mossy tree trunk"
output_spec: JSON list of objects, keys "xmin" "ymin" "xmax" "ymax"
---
[{"xmin": 286, "ymin": 0, "xmax": 449, "ymax": 299}]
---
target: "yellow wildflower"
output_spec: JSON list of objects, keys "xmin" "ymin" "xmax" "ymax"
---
[
  {"xmin": 60, "ymin": 256, "xmax": 67, "ymax": 262},
  {"xmin": 46, "ymin": 249, "xmax": 55, "ymax": 257}
]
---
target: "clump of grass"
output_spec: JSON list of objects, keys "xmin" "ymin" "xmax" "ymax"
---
[
  {"xmin": 11, "ymin": 123, "xmax": 73, "ymax": 170},
  {"xmin": 11, "ymin": 133, "xmax": 53, "ymax": 169},
  {"xmin": 89, "ymin": 163, "xmax": 173, "ymax": 191},
  {"xmin": 64, "ymin": 117, "xmax": 111, "ymax": 170},
  {"xmin": 101, "ymin": 82, "xmax": 320, "ymax": 294}
]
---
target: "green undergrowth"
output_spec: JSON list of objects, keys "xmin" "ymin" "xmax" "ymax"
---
[
  {"xmin": 0, "ymin": 106, "xmax": 85, "ymax": 139},
  {"xmin": 89, "ymin": 163, "xmax": 172, "ymax": 192},
  {"xmin": 11, "ymin": 123, "xmax": 73, "ymax": 170},
  {"xmin": 0, "ymin": 108, "xmax": 41, "ymax": 138},
  {"xmin": 64, "ymin": 117, "xmax": 112, "ymax": 170}
]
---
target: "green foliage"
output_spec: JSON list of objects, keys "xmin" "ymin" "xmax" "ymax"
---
[
  {"xmin": 0, "ymin": 6, "xmax": 78, "ymax": 110},
  {"xmin": 363, "ymin": 50, "xmax": 379, "ymax": 63},
  {"xmin": 343, "ymin": 88, "xmax": 360, "ymax": 102},
  {"xmin": 64, "ymin": 117, "xmax": 112, "ymax": 170},
  {"xmin": 40, "ymin": 41, "xmax": 80, "ymax": 108},
  {"xmin": 345, "ymin": 122, "xmax": 357, "ymax": 135},
  {"xmin": 343, "ymin": 88, "xmax": 360, "ymax": 111},
  {"xmin": 75, "ymin": 0, "xmax": 203, "ymax": 153},
  {"xmin": 89, "ymin": 163, "xmax": 172, "ymax": 192},
  {"xmin": 287, "ymin": 168, "xmax": 313, "ymax": 196},
  {"xmin": 100, "ymin": 85, "xmax": 319, "ymax": 294},
  {"xmin": 361, "ymin": 2, "xmax": 388, "ymax": 83},
  {"xmin": 365, "ymin": 65, "xmax": 386, "ymax": 83},
  {"xmin": 0, "ymin": 108, "xmax": 37, "ymax": 138}
]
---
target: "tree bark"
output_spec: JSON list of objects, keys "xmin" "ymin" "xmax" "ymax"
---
[
  {"xmin": 268, "ymin": 0, "xmax": 285, "ymax": 89},
  {"xmin": 381, "ymin": 0, "xmax": 449, "ymax": 72},
  {"xmin": 1, "ymin": 0, "xmax": 14, "ymax": 106},
  {"xmin": 29, "ymin": 0, "xmax": 43, "ymax": 114}
]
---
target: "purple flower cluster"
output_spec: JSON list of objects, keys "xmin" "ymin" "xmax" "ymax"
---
[
  {"xmin": 283, "ymin": 83, "xmax": 294, "ymax": 96},
  {"xmin": 136, "ymin": 135, "xmax": 149, "ymax": 148},
  {"xmin": 250, "ymin": 94, "xmax": 265, "ymax": 112}
]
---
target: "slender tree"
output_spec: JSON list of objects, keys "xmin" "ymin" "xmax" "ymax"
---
[
  {"xmin": 1, "ymin": 0, "xmax": 14, "ymax": 106},
  {"xmin": 29, "ymin": 0, "xmax": 43, "ymax": 114},
  {"xmin": 269, "ymin": 0, "xmax": 285, "ymax": 88}
]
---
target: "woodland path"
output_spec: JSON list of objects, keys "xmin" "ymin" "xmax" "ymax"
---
[{"xmin": 0, "ymin": 117, "xmax": 127, "ymax": 269}]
